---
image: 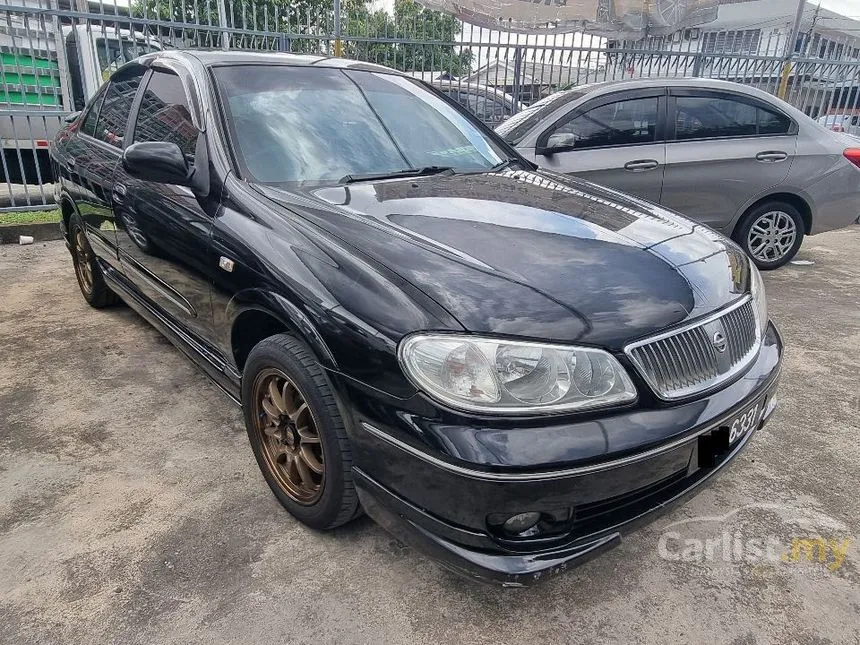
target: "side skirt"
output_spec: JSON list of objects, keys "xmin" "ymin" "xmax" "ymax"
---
[{"xmin": 101, "ymin": 261, "xmax": 243, "ymax": 407}]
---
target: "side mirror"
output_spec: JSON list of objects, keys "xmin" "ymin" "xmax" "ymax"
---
[
  {"xmin": 122, "ymin": 141, "xmax": 193, "ymax": 186},
  {"xmin": 538, "ymin": 132, "xmax": 578, "ymax": 155},
  {"xmin": 64, "ymin": 111, "xmax": 81, "ymax": 124}
]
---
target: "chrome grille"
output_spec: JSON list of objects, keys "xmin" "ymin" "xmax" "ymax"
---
[{"xmin": 625, "ymin": 298, "xmax": 760, "ymax": 400}]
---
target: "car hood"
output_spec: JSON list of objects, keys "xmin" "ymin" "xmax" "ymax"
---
[{"xmin": 254, "ymin": 169, "xmax": 749, "ymax": 349}]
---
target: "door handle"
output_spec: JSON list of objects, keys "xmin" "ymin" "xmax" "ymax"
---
[
  {"xmin": 624, "ymin": 159, "xmax": 660, "ymax": 172},
  {"xmin": 112, "ymin": 183, "xmax": 127, "ymax": 203},
  {"xmin": 66, "ymin": 158, "xmax": 75, "ymax": 169},
  {"xmin": 755, "ymin": 151, "xmax": 788, "ymax": 163}
]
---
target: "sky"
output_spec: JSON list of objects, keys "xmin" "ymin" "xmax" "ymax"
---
[
  {"xmin": 372, "ymin": 0, "xmax": 860, "ymax": 22},
  {"xmin": 819, "ymin": 0, "xmax": 860, "ymax": 19}
]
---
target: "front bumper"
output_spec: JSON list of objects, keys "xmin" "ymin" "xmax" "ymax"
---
[{"xmin": 340, "ymin": 322, "xmax": 783, "ymax": 586}]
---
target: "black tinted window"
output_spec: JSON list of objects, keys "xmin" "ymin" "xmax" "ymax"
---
[
  {"xmin": 442, "ymin": 89, "xmax": 512, "ymax": 125},
  {"xmin": 757, "ymin": 107, "xmax": 792, "ymax": 134},
  {"xmin": 552, "ymin": 96, "xmax": 658, "ymax": 149},
  {"xmin": 134, "ymin": 70, "xmax": 197, "ymax": 157},
  {"xmin": 95, "ymin": 70, "xmax": 143, "ymax": 148},
  {"xmin": 81, "ymin": 86, "xmax": 107, "ymax": 137},
  {"xmin": 676, "ymin": 96, "xmax": 757, "ymax": 139},
  {"xmin": 675, "ymin": 95, "xmax": 792, "ymax": 139}
]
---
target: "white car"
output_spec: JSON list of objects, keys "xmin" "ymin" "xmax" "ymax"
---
[{"xmin": 817, "ymin": 114, "xmax": 860, "ymax": 137}]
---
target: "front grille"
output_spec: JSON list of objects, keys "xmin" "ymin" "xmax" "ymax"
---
[{"xmin": 625, "ymin": 298, "xmax": 759, "ymax": 400}]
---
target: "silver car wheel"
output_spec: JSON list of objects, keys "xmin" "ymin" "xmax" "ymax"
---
[{"xmin": 747, "ymin": 210, "xmax": 797, "ymax": 263}]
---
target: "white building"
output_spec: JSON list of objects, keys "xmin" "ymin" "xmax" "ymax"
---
[{"xmin": 610, "ymin": 0, "xmax": 860, "ymax": 61}]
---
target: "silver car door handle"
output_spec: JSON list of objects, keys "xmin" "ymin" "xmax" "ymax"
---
[
  {"xmin": 755, "ymin": 151, "xmax": 788, "ymax": 162},
  {"xmin": 624, "ymin": 159, "xmax": 660, "ymax": 172}
]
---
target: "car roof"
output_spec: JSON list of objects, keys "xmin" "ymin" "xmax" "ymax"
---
[
  {"xmin": 560, "ymin": 76, "xmax": 781, "ymax": 96},
  {"xmin": 431, "ymin": 80, "xmax": 520, "ymax": 104},
  {"xmin": 155, "ymin": 49, "xmax": 406, "ymax": 75}
]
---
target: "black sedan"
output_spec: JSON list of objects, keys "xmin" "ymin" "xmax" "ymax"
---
[{"xmin": 51, "ymin": 51, "xmax": 782, "ymax": 586}]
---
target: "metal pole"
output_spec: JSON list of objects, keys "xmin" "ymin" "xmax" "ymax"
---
[
  {"xmin": 217, "ymin": 0, "xmax": 229, "ymax": 50},
  {"xmin": 333, "ymin": 0, "xmax": 342, "ymax": 57},
  {"xmin": 51, "ymin": 0, "xmax": 72, "ymax": 111},
  {"xmin": 785, "ymin": 0, "xmax": 806, "ymax": 58},
  {"xmin": 511, "ymin": 46, "xmax": 522, "ymax": 110},
  {"xmin": 779, "ymin": 0, "xmax": 806, "ymax": 98}
]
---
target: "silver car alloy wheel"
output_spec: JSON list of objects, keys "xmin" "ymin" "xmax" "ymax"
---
[{"xmin": 747, "ymin": 210, "xmax": 797, "ymax": 263}]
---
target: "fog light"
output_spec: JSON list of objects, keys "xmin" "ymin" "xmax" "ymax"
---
[{"xmin": 502, "ymin": 512, "xmax": 542, "ymax": 536}]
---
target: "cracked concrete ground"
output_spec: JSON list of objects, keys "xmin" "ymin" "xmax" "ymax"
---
[{"xmin": 1, "ymin": 230, "xmax": 859, "ymax": 645}]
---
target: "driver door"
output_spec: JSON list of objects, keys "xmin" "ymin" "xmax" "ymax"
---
[
  {"xmin": 112, "ymin": 66, "xmax": 217, "ymax": 344},
  {"xmin": 533, "ymin": 89, "xmax": 667, "ymax": 203}
]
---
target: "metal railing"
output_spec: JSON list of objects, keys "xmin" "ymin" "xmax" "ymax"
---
[{"xmin": 1, "ymin": 0, "xmax": 860, "ymax": 211}]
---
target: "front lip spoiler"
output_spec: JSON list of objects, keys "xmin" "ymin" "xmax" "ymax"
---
[
  {"xmin": 355, "ymin": 395, "xmax": 778, "ymax": 587},
  {"xmin": 356, "ymin": 469, "xmax": 620, "ymax": 587}
]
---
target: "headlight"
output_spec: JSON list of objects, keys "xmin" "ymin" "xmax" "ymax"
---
[
  {"xmin": 398, "ymin": 334, "xmax": 637, "ymax": 414},
  {"xmin": 749, "ymin": 262, "xmax": 768, "ymax": 338}
]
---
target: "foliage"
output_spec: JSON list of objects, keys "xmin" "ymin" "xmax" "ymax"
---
[
  {"xmin": 133, "ymin": 0, "xmax": 472, "ymax": 75},
  {"xmin": 0, "ymin": 209, "xmax": 61, "ymax": 226},
  {"xmin": 343, "ymin": 0, "xmax": 472, "ymax": 75}
]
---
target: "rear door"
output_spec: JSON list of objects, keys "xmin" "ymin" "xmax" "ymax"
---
[
  {"xmin": 531, "ymin": 88, "xmax": 667, "ymax": 203},
  {"xmin": 660, "ymin": 89, "xmax": 797, "ymax": 231},
  {"xmin": 66, "ymin": 66, "xmax": 144, "ymax": 263}
]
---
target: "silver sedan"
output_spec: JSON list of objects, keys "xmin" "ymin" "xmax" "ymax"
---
[{"xmin": 497, "ymin": 78, "xmax": 860, "ymax": 268}]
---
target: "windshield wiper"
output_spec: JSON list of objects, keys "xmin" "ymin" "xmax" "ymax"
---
[
  {"xmin": 489, "ymin": 158, "xmax": 535, "ymax": 172},
  {"xmin": 339, "ymin": 166, "xmax": 456, "ymax": 184}
]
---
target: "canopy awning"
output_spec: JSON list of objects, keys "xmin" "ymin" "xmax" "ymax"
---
[{"xmin": 416, "ymin": 0, "xmax": 753, "ymax": 37}]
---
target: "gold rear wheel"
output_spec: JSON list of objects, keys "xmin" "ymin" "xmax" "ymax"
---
[{"xmin": 73, "ymin": 228, "xmax": 94, "ymax": 295}]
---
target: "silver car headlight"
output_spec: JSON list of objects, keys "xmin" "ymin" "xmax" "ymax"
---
[
  {"xmin": 398, "ymin": 334, "xmax": 637, "ymax": 415},
  {"xmin": 749, "ymin": 262, "xmax": 768, "ymax": 338}
]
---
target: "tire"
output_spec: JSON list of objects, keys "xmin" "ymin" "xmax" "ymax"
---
[
  {"xmin": 69, "ymin": 213, "xmax": 117, "ymax": 308},
  {"xmin": 732, "ymin": 201, "xmax": 805, "ymax": 270},
  {"xmin": 241, "ymin": 333, "xmax": 359, "ymax": 530}
]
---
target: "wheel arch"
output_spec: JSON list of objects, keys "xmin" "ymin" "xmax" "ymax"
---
[
  {"xmin": 732, "ymin": 191, "xmax": 813, "ymax": 237},
  {"xmin": 227, "ymin": 289, "xmax": 337, "ymax": 374},
  {"xmin": 59, "ymin": 191, "xmax": 79, "ymax": 237}
]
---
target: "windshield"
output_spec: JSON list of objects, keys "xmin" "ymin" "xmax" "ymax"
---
[
  {"xmin": 214, "ymin": 65, "xmax": 508, "ymax": 185},
  {"xmin": 495, "ymin": 89, "xmax": 585, "ymax": 144},
  {"xmin": 96, "ymin": 38, "xmax": 160, "ymax": 76}
]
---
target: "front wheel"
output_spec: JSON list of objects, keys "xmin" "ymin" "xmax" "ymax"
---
[
  {"xmin": 733, "ymin": 201, "xmax": 805, "ymax": 270},
  {"xmin": 241, "ymin": 334, "xmax": 359, "ymax": 530}
]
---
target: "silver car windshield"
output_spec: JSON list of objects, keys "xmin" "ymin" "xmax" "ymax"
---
[
  {"xmin": 495, "ymin": 89, "xmax": 585, "ymax": 144},
  {"xmin": 214, "ymin": 65, "xmax": 506, "ymax": 185}
]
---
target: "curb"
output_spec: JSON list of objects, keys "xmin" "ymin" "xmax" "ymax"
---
[{"xmin": 0, "ymin": 221, "xmax": 63, "ymax": 245}]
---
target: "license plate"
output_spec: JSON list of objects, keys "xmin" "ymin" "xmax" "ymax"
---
[{"xmin": 727, "ymin": 400, "xmax": 762, "ymax": 446}]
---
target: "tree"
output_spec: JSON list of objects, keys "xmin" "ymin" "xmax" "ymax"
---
[
  {"xmin": 133, "ymin": 0, "xmax": 472, "ymax": 76},
  {"xmin": 344, "ymin": 0, "xmax": 472, "ymax": 75}
]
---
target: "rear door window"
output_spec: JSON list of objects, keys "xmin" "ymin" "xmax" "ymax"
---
[
  {"xmin": 674, "ymin": 94, "xmax": 793, "ymax": 139},
  {"xmin": 94, "ymin": 69, "xmax": 144, "ymax": 148},
  {"xmin": 675, "ymin": 96, "xmax": 757, "ymax": 139},
  {"xmin": 80, "ymin": 85, "xmax": 107, "ymax": 137},
  {"xmin": 757, "ymin": 107, "xmax": 792, "ymax": 135}
]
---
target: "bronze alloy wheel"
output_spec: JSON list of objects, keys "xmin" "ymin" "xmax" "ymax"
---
[
  {"xmin": 73, "ymin": 228, "xmax": 94, "ymax": 294},
  {"xmin": 252, "ymin": 368, "xmax": 325, "ymax": 505}
]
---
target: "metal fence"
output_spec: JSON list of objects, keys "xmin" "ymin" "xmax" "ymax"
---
[{"xmin": 2, "ymin": 0, "xmax": 860, "ymax": 211}]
